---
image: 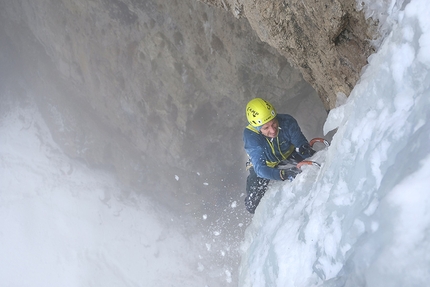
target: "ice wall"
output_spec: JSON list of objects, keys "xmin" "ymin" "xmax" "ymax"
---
[{"xmin": 239, "ymin": 0, "xmax": 430, "ymax": 285}]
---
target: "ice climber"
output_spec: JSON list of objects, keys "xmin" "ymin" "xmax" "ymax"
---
[{"xmin": 243, "ymin": 98, "xmax": 315, "ymax": 214}]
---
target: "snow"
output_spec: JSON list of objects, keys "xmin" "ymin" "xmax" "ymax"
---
[
  {"xmin": 239, "ymin": 0, "xmax": 430, "ymax": 286},
  {"xmin": 0, "ymin": 99, "xmax": 212, "ymax": 286},
  {"xmin": 1, "ymin": 0, "xmax": 429, "ymax": 286}
]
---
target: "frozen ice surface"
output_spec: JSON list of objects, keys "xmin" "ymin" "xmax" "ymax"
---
[{"xmin": 239, "ymin": 0, "xmax": 430, "ymax": 286}]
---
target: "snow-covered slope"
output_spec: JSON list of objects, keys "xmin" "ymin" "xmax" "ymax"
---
[
  {"xmin": 0, "ymin": 97, "xmax": 215, "ymax": 286},
  {"xmin": 239, "ymin": 0, "xmax": 430, "ymax": 285}
]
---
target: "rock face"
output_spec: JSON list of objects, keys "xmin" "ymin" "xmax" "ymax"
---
[
  {"xmin": 200, "ymin": 0, "xmax": 379, "ymax": 110},
  {"xmin": 0, "ymin": 0, "xmax": 326, "ymax": 217}
]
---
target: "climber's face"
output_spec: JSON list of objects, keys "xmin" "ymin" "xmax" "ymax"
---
[{"xmin": 260, "ymin": 118, "xmax": 279, "ymax": 138}]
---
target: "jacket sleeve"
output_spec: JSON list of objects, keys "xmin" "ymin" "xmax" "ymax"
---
[
  {"xmin": 282, "ymin": 115, "xmax": 308, "ymax": 148},
  {"xmin": 243, "ymin": 129, "xmax": 282, "ymax": 181}
]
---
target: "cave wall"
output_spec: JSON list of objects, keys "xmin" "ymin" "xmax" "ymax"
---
[
  {"xmin": 200, "ymin": 0, "xmax": 379, "ymax": 110},
  {"xmin": 0, "ymin": 0, "xmax": 326, "ymax": 215}
]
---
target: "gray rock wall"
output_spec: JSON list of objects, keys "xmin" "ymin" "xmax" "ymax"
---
[
  {"xmin": 200, "ymin": 0, "xmax": 379, "ymax": 110},
  {"xmin": 0, "ymin": 0, "xmax": 326, "ymax": 216}
]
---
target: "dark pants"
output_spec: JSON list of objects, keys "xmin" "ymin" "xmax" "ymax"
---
[
  {"xmin": 245, "ymin": 167, "xmax": 270, "ymax": 214},
  {"xmin": 244, "ymin": 151, "xmax": 304, "ymax": 214}
]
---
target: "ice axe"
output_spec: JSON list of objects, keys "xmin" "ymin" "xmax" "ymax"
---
[{"xmin": 297, "ymin": 138, "xmax": 330, "ymax": 169}]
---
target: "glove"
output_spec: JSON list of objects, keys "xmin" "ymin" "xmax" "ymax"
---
[
  {"xmin": 298, "ymin": 143, "xmax": 316, "ymax": 158},
  {"xmin": 280, "ymin": 167, "xmax": 301, "ymax": 181}
]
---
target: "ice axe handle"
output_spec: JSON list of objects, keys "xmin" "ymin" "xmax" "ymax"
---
[
  {"xmin": 297, "ymin": 160, "xmax": 321, "ymax": 169},
  {"xmin": 309, "ymin": 138, "xmax": 330, "ymax": 147}
]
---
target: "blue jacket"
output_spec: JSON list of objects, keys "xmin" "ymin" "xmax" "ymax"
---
[{"xmin": 243, "ymin": 114, "xmax": 308, "ymax": 180}]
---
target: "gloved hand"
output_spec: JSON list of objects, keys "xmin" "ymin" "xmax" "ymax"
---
[
  {"xmin": 280, "ymin": 167, "xmax": 301, "ymax": 181},
  {"xmin": 298, "ymin": 143, "xmax": 316, "ymax": 158}
]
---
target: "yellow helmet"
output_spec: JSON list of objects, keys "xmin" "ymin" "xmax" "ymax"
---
[{"xmin": 246, "ymin": 98, "xmax": 277, "ymax": 127}]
